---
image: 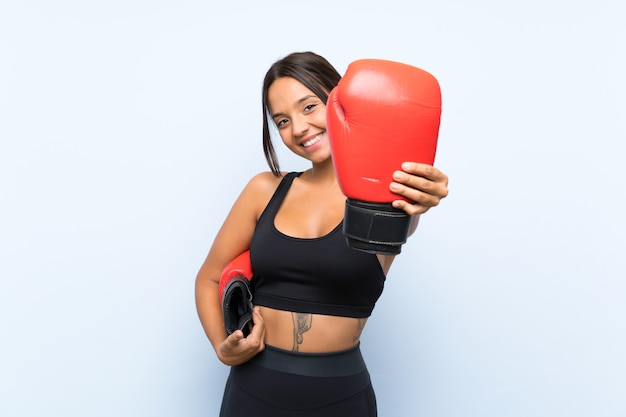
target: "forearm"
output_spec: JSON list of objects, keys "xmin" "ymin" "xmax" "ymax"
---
[
  {"xmin": 195, "ymin": 277, "xmax": 227, "ymax": 353},
  {"xmin": 408, "ymin": 214, "xmax": 420, "ymax": 237}
]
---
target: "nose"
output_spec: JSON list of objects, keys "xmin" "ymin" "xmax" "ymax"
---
[{"xmin": 291, "ymin": 114, "xmax": 309, "ymax": 137}]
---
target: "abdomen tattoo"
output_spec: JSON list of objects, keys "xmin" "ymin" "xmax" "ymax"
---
[{"xmin": 291, "ymin": 312, "xmax": 312, "ymax": 351}]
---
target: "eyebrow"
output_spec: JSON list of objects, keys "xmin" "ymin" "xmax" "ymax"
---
[{"xmin": 271, "ymin": 95, "xmax": 317, "ymax": 119}]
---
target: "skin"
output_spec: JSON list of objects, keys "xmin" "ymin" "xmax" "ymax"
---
[{"xmin": 195, "ymin": 76, "xmax": 449, "ymax": 366}]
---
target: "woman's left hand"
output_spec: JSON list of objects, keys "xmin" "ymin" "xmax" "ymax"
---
[{"xmin": 389, "ymin": 162, "xmax": 449, "ymax": 216}]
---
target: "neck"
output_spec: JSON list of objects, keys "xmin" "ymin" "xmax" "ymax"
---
[{"xmin": 305, "ymin": 159, "xmax": 337, "ymax": 184}]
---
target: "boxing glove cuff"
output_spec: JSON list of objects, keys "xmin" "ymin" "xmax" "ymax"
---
[
  {"xmin": 222, "ymin": 277, "xmax": 253, "ymax": 337},
  {"xmin": 343, "ymin": 198, "xmax": 412, "ymax": 255}
]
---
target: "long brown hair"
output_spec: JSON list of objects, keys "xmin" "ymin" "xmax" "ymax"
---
[{"xmin": 261, "ymin": 52, "xmax": 342, "ymax": 176}]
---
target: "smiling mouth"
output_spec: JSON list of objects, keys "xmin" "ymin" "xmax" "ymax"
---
[{"xmin": 302, "ymin": 133, "xmax": 323, "ymax": 148}]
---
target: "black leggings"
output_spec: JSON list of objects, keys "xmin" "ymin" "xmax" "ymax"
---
[{"xmin": 219, "ymin": 344, "xmax": 377, "ymax": 417}]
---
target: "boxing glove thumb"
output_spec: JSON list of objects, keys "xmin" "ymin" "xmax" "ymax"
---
[{"xmin": 219, "ymin": 250, "xmax": 254, "ymax": 337}]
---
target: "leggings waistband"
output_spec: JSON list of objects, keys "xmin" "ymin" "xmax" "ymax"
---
[{"xmin": 248, "ymin": 343, "xmax": 367, "ymax": 377}]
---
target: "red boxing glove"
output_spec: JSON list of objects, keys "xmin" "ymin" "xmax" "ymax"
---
[
  {"xmin": 219, "ymin": 250, "xmax": 254, "ymax": 336},
  {"xmin": 327, "ymin": 59, "xmax": 441, "ymax": 255}
]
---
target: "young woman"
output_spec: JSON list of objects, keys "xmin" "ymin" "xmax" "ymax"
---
[{"xmin": 195, "ymin": 51, "xmax": 449, "ymax": 416}]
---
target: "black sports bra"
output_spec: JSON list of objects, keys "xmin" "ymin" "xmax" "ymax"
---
[{"xmin": 250, "ymin": 172, "xmax": 386, "ymax": 318}]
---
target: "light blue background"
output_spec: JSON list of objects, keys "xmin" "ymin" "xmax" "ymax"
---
[{"xmin": 1, "ymin": 1, "xmax": 624, "ymax": 416}]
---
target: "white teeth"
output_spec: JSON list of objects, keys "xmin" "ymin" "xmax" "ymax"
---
[{"xmin": 302, "ymin": 134, "xmax": 322, "ymax": 148}]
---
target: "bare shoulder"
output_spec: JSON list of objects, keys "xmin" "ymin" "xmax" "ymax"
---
[
  {"xmin": 207, "ymin": 171, "xmax": 286, "ymax": 261},
  {"xmin": 246, "ymin": 171, "xmax": 285, "ymax": 194},
  {"xmin": 238, "ymin": 171, "xmax": 286, "ymax": 217}
]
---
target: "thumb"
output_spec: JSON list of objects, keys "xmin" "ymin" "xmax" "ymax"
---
[{"xmin": 225, "ymin": 329, "xmax": 244, "ymax": 347}]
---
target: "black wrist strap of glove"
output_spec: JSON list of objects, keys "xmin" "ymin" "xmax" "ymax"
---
[{"xmin": 343, "ymin": 198, "xmax": 412, "ymax": 255}]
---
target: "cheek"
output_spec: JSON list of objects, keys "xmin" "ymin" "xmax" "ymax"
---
[
  {"xmin": 316, "ymin": 108, "xmax": 328, "ymax": 129},
  {"xmin": 279, "ymin": 130, "xmax": 293, "ymax": 147}
]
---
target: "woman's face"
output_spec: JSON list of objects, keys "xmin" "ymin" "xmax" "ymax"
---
[{"xmin": 267, "ymin": 77, "xmax": 332, "ymax": 165}]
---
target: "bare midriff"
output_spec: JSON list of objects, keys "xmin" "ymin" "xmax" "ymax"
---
[{"xmin": 257, "ymin": 306, "xmax": 367, "ymax": 353}]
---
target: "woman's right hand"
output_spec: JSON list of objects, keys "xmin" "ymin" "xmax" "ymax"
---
[{"xmin": 217, "ymin": 307, "xmax": 266, "ymax": 366}]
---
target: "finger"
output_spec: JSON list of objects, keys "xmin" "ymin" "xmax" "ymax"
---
[
  {"xmin": 391, "ymin": 183, "xmax": 443, "ymax": 216},
  {"xmin": 400, "ymin": 162, "xmax": 448, "ymax": 183},
  {"xmin": 392, "ymin": 172, "xmax": 436, "ymax": 195},
  {"xmin": 392, "ymin": 199, "xmax": 426, "ymax": 216},
  {"xmin": 390, "ymin": 178, "xmax": 443, "ymax": 204},
  {"xmin": 218, "ymin": 330, "xmax": 244, "ymax": 361},
  {"xmin": 392, "ymin": 174, "xmax": 448, "ymax": 202},
  {"xmin": 252, "ymin": 306, "xmax": 264, "ymax": 325},
  {"xmin": 399, "ymin": 164, "xmax": 449, "ymax": 197},
  {"xmin": 246, "ymin": 308, "xmax": 266, "ymax": 350}
]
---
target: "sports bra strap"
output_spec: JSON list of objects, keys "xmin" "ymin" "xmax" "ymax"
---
[{"xmin": 262, "ymin": 172, "xmax": 302, "ymax": 218}]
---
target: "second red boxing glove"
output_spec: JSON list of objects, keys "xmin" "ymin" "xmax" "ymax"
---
[
  {"xmin": 327, "ymin": 59, "xmax": 442, "ymax": 255},
  {"xmin": 219, "ymin": 250, "xmax": 254, "ymax": 337}
]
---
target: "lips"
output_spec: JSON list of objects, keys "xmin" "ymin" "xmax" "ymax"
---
[{"xmin": 302, "ymin": 133, "xmax": 323, "ymax": 148}]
